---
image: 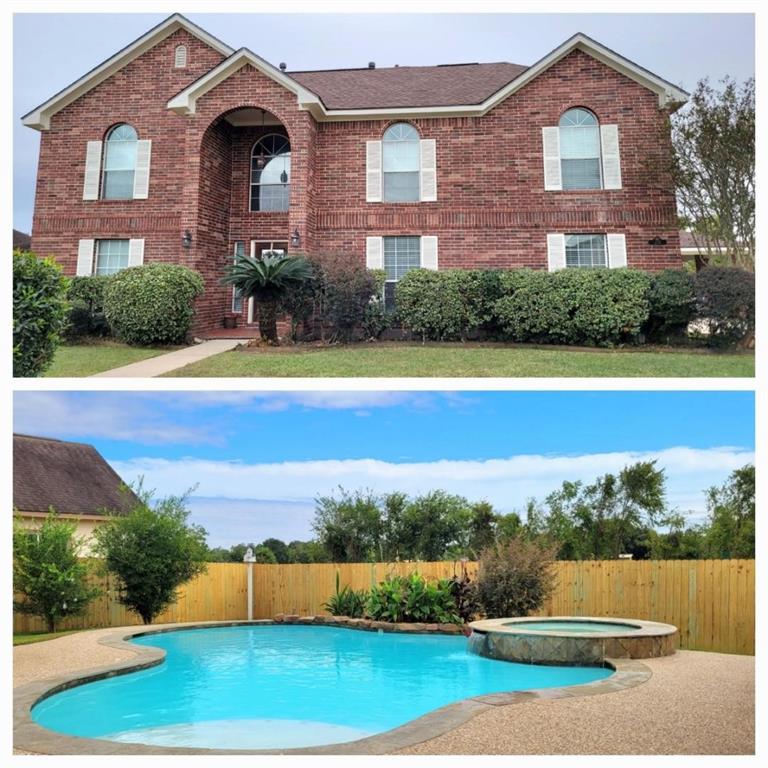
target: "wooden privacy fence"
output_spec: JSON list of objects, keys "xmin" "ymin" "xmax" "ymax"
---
[{"xmin": 13, "ymin": 559, "xmax": 754, "ymax": 655}]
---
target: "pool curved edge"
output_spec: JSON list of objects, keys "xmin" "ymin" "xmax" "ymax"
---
[{"xmin": 14, "ymin": 620, "xmax": 653, "ymax": 756}]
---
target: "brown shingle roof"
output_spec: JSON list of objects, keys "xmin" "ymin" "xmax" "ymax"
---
[
  {"xmin": 289, "ymin": 62, "xmax": 528, "ymax": 110},
  {"xmin": 13, "ymin": 434, "xmax": 138, "ymax": 517},
  {"xmin": 13, "ymin": 230, "xmax": 31, "ymax": 250}
]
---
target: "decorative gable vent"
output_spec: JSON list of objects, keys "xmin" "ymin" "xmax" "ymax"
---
[{"xmin": 174, "ymin": 45, "xmax": 188, "ymax": 69}]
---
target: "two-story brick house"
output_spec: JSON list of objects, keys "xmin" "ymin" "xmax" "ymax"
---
[{"xmin": 23, "ymin": 14, "xmax": 688, "ymax": 334}]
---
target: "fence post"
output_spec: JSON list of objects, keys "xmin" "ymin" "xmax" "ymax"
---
[{"xmin": 243, "ymin": 548, "xmax": 256, "ymax": 620}]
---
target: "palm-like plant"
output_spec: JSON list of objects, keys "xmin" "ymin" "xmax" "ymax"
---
[{"xmin": 222, "ymin": 252, "xmax": 314, "ymax": 344}]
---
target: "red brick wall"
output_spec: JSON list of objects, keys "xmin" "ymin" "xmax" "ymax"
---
[{"xmin": 29, "ymin": 39, "xmax": 682, "ymax": 333}]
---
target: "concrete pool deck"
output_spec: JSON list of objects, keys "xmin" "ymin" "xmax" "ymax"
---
[{"xmin": 13, "ymin": 622, "xmax": 754, "ymax": 755}]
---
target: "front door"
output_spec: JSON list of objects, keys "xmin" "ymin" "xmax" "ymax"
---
[{"xmin": 246, "ymin": 240, "xmax": 288, "ymax": 324}]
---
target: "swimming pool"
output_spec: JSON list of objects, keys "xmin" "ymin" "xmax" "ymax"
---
[{"xmin": 31, "ymin": 625, "xmax": 613, "ymax": 750}]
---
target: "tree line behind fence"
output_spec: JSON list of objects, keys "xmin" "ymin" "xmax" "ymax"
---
[{"xmin": 13, "ymin": 559, "xmax": 754, "ymax": 655}]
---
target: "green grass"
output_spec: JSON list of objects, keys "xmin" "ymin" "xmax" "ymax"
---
[
  {"xmin": 43, "ymin": 340, "xmax": 172, "ymax": 377},
  {"xmin": 13, "ymin": 629, "xmax": 83, "ymax": 646},
  {"xmin": 162, "ymin": 342, "xmax": 754, "ymax": 378}
]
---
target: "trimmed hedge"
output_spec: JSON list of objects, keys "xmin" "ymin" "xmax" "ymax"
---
[
  {"xmin": 13, "ymin": 250, "xmax": 70, "ymax": 377},
  {"xmin": 645, "ymin": 269, "xmax": 696, "ymax": 341},
  {"xmin": 395, "ymin": 269, "xmax": 485, "ymax": 341},
  {"xmin": 66, "ymin": 275, "xmax": 113, "ymax": 339},
  {"xmin": 694, "ymin": 266, "xmax": 755, "ymax": 346},
  {"xmin": 103, "ymin": 264, "xmax": 204, "ymax": 346}
]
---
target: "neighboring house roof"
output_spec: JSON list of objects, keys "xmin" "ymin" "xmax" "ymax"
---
[
  {"xmin": 13, "ymin": 434, "xmax": 138, "ymax": 517},
  {"xmin": 13, "ymin": 230, "xmax": 31, "ymax": 250},
  {"xmin": 24, "ymin": 15, "xmax": 689, "ymax": 130},
  {"xmin": 679, "ymin": 231, "xmax": 731, "ymax": 254},
  {"xmin": 288, "ymin": 62, "xmax": 528, "ymax": 110}
]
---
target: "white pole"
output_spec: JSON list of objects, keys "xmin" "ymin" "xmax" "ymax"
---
[
  {"xmin": 244, "ymin": 547, "xmax": 256, "ymax": 621},
  {"xmin": 247, "ymin": 562, "xmax": 254, "ymax": 621}
]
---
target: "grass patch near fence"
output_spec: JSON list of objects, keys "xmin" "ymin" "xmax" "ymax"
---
[
  {"xmin": 44, "ymin": 340, "xmax": 173, "ymax": 377},
  {"xmin": 13, "ymin": 629, "xmax": 84, "ymax": 646},
  {"xmin": 162, "ymin": 341, "xmax": 754, "ymax": 378}
]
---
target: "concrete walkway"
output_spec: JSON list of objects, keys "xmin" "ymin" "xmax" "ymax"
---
[{"xmin": 90, "ymin": 339, "xmax": 240, "ymax": 377}]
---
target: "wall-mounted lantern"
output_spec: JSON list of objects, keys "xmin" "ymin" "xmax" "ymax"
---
[
  {"xmin": 290, "ymin": 229, "xmax": 301, "ymax": 248},
  {"xmin": 182, "ymin": 230, "xmax": 193, "ymax": 249}
]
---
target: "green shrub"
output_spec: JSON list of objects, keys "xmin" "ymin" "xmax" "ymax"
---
[
  {"xmin": 13, "ymin": 250, "xmax": 70, "ymax": 377},
  {"xmin": 476, "ymin": 537, "xmax": 557, "ymax": 618},
  {"xmin": 644, "ymin": 269, "xmax": 696, "ymax": 341},
  {"xmin": 313, "ymin": 255, "xmax": 381, "ymax": 342},
  {"xmin": 395, "ymin": 269, "xmax": 483, "ymax": 341},
  {"xmin": 66, "ymin": 275, "xmax": 113, "ymax": 339},
  {"xmin": 366, "ymin": 573, "xmax": 461, "ymax": 624},
  {"xmin": 103, "ymin": 264, "xmax": 204, "ymax": 346},
  {"xmin": 493, "ymin": 268, "xmax": 651, "ymax": 346},
  {"xmin": 324, "ymin": 575, "xmax": 369, "ymax": 618},
  {"xmin": 694, "ymin": 267, "xmax": 755, "ymax": 346}
]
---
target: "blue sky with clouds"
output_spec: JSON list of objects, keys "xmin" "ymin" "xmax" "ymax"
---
[
  {"xmin": 13, "ymin": 12, "xmax": 755, "ymax": 232},
  {"xmin": 13, "ymin": 392, "xmax": 755, "ymax": 547}
]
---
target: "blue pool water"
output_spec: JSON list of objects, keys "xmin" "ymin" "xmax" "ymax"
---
[
  {"xmin": 506, "ymin": 620, "xmax": 640, "ymax": 633},
  {"xmin": 32, "ymin": 626, "xmax": 612, "ymax": 749}
]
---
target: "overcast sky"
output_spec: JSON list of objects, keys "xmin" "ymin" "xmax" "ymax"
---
[
  {"xmin": 13, "ymin": 391, "xmax": 755, "ymax": 547},
  {"xmin": 13, "ymin": 12, "xmax": 755, "ymax": 232}
]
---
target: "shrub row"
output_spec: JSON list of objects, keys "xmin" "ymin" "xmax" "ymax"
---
[{"xmin": 394, "ymin": 266, "xmax": 754, "ymax": 347}]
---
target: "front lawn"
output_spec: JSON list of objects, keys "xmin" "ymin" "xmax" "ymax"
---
[
  {"xmin": 162, "ymin": 342, "xmax": 754, "ymax": 378},
  {"xmin": 13, "ymin": 629, "xmax": 83, "ymax": 646},
  {"xmin": 43, "ymin": 340, "xmax": 173, "ymax": 377}
]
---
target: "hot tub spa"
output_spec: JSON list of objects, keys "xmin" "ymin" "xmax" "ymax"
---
[{"xmin": 468, "ymin": 616, "xmax": 678, "ymax": 665}]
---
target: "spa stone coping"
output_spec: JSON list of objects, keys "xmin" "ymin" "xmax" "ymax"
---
[
  {"xmin": 469, "ymin": 616, "xmax": 678, "ymax": 638},
  {"xmin": 14, "ymin": 619, "xmax": 653, "ymax": 756}
]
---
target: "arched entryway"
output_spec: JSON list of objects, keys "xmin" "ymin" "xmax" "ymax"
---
[{"xmin": 195, "ymin": 106, "xmax": 294, "ymax": 333}]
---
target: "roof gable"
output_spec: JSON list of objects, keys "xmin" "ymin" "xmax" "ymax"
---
[
  {"xmin": 13, "ymin": 434, "xmax": 138, "ymax": 517},
  {"xmin": 22, "ymin": 14, "xmax": 234, "ymax": 130},
  {"xmin": 167, "ymin": 48, "xmax": 320, "ymax": 116}
]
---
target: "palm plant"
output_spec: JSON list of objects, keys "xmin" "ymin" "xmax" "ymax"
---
[{"xmin": 222, "ymin": 252, "xmax": 314, "ymax": 344}]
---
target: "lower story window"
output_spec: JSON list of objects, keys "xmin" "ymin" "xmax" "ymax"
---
[
  {"xmin": 383, "ymin": 235, "xmax": 421, "ymax": 312},
  {"xmin": 232, "ymin": 241, "xmax": 245, "ymax": 312},
  {"xmin": 95, "ymin": 239, "xmax": 129, "ymax": 275},
  {"xmin": 383, "ymin": 236, "xmax": 421, "ymax": 281},
  {"xmin": 565, "ymin": 234, "xmax": 607, "ymax": 268}
]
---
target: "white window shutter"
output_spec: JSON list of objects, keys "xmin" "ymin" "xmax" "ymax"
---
[
  {"xmin": 421, "ymin": 236, "xmax": 438, "ymax": 270},
  {"xmin": 600, "ymin": 125, "xmax": 622, "ymax": 190},
  {"xmin": 419, "ymin": 139, "xmax": 437, "ymax": 201},
  {"xmin": 133, "ymin": 140, "xmax": 152, "ymax": 199},
  {"xmin": 542, "ymin": 127, "xmax": 562, "ymax": 191},
  {"xmin": 128, "ymin": 238, "xmax": 145, "ymax": 267},
  {"xmin": 82, "ymin": 141, "xmax": 102, "ymax": 200},
  {"xmin": 546, "ymin": 233, "xmax": 566, "ymax": 271},
  {"xmin": 366, "ymin": 236, "xmax": 383, "ymax": 269},
  {"xmin": 607, "ymin": 233, "xmax": 627, "ymax": 268},
  {"xmin": 76, "ymin": 239, "xmax": 95, "ymax": 276},
  {"xmin": 366, "ymin": 140, "xmax": 382, "ymax": 202}
]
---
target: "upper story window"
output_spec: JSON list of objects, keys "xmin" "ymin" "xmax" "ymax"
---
[
  {"xmin": 250, "ymin": 134, "xmax": 291, "ymax": 212},
  {"xmin": 102, "ymin": 124, "xmax": 138, "ymax": 199},
  {"xmin": 174, "ymin": 45, "xmax": 188, "ymax": 68},
  {"xmin": 382, "ymin": 123, "xmax": 420, "ymax": 202},
  {"xmin": 559, "ymin": 108, "xmax": 602, "ymax": 190}
]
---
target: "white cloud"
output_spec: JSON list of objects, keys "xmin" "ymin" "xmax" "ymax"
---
[
  {"xmin": 111, "ymin": 446, "xmax": 754, "ymax": 543},
  {"xmin": 13, "ymin": 392, "xmax": 211, "ymax": 445}
]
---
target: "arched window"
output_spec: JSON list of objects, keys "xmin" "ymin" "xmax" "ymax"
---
[
  {"xmin": 174, "ymin": 44, "xmax": 188, "ymax": 68},
  {"xmin": 102, "ymin": 124, "xmax": 138, "ymax": 199},
  {"xmin": 382, "ymin": 122, "xmax": 420, "ymax": 202},
  {"xmin": 250, "ymin": 134, "xmax": 291, "ymax": 211},
  {"xmin": 559, "ymin": 108, "xmax": 602, "ymax": 190}
]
